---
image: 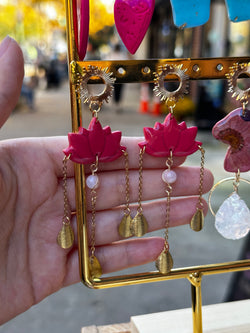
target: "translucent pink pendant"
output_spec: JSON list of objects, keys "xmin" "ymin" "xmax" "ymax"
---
[
  {"xmin": 64, "ymin": 117, "xmax": 126, "ymax": 164},
  {"xmin": 72, "ymin": 0, "xmax": 89, "ymax": 60},
  {"xmin": 138, "ymin": 113, "xmax": 202, "ymax": 157},
  {"xmin": 212, "ymin": 108, "xmax": 250, "ymax": 172},
  {"xmin": 114, "ymin": 0, "xmax": 155, "ymax": 54}
]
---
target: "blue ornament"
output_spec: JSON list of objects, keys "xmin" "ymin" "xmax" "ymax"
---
[
  {"xmin": 225, "ymin": 0, "xmax": 250, "ymax": 22},
  {"xmin": 170, "ymin": 0, "xmax": 211, "ymax": 28}
]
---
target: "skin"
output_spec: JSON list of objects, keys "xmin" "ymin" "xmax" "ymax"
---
[{"xmin": 0, "ymin": 37, "xmax": 214, "ymax": 324}]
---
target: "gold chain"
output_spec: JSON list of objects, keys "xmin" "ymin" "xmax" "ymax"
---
[
  {"xmin": 137, "ymin": 147, "xmax": 145, "ymax": 213},
  {"xmin": 196, "ymin": 146, "xmax": 205, "ymax": 210},
  {"xmin": 123, "ymin": 150, "xmax": 131, "ymax": 216},
  {"xmin": 164, "ymin": 153, "xmax": 173, "ymax": 250},
  {"xmin": 90, "ymin": 188, "xmax": 97, "ymax": 261},
  {"xmin": 62, "ymin": 155, "xmax": 71, "ymax": 224},
  {"xmin": 89, "ymin": 157, "xmax": 99, "ymax": 263}
]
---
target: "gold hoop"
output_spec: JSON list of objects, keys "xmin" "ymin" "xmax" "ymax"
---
[
  {"xmin": 77, "ymin": 65, "xmax": 116, "ymax": 110},
  {"xmin": 208, "ymin": 177, "xmax": 250, "ymax": 216},
  {"xmin": 153, "ymin": 64, "xmax": 189, "ymax": 104},
  {"xmin": 226, "ymin": 62, "xmax": 250, "ymax": 102}
]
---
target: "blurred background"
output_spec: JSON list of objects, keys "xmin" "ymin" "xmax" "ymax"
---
[{"xmin": 0, "ymin": 0, "xmax": 249, "ymax": 332}]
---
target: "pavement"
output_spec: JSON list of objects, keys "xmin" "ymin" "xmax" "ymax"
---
[{"xmin": 0, "ymin": 82, "xmax": 249, "ymax": 333}]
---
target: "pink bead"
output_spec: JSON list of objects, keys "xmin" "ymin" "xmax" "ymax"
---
[
  {"xmin": 86, "ymin": 174, "xmax": 99, "ymax": 189},
  {"xmin": 162, "ymin": 170, "xmax": 177, "ymax": 184}
]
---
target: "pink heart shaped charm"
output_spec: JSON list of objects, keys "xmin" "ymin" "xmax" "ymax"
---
[{"xmin": 114, "ymin": 0, "xmax": 155, "ymax": 54}]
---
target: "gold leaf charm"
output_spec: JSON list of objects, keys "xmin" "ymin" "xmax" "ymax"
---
[
  {"xmin": 132, "ymin": 212, "xmax": 148, "ymax": 237},
  {"xmin": 118, "ymin": 214, "xmax": 133, "ymax": 238},
  {"xmin": 89, "ymin": 256, "xmax": 102, "ymax": 279},
  {"xmin": 190, "ymin": 209, "xmax": 204, "ymax": 232},
  {"xmin": 57, "ymin": 224, "xmax": 74, "ymax": 249},
  {"xmin": 155, "ymin": 250, "xmax": 173, "ymax": 274}
]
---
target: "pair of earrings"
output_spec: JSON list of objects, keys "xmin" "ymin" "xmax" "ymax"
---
[
  {"xmin": 57, "ymin": 64, "xmax": 206, "ymax": 278},
  {"xmin": 209, "ymin": 62, "xmax": 250, "ymax": 240}
]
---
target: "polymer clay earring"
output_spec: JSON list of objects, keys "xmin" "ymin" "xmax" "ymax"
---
[
  {"xmin": 60, "ymin": 66, "xmax": 129, "ymax": 278},
  {"xmin": 72, "ymin": 0, "xmax": 89, "ymax": 60},
  {"xmin": 138, "ymin": 64, "xmax": 205, "ymax": 274},
  {"xmin": 209, "ymin": 63, "xmax": 250, "ymax": 240},
  {"xmin": 170, "ymin": 0, "xmax": 211, "ymax": 28},
  {"xmin": 114, "ymin": 0, "xmax": 155, "ymax": 54}
]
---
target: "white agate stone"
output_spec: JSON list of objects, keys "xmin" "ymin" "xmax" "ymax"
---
[
  {"xmin": 162, "ymin": 169, "xmax": 177, "ymax": 184},
  {"xmin": 86, "ymin": 174, "xmax": 99, "ymax": 189},
  {"xmin": 215, "ymin": 193, "xmax": 250, "ymax": 240}
]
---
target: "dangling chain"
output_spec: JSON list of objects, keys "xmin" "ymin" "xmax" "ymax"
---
[
  {"xmin": 137, "ymin": 146, "xmax": 145, "ymax": 214},
  {"xmin": 62, "ymin": 155, "xmax": 71, "ymax": 225},
  {"xmin": 57, "ymin": 154, "xmax": 74, "ymax": 249},
  {"xmin": 123, "ymin": 150, "xmax": 131, "ymax": 217},
  {"xmin": 164, "ymin": 151, "xmax": 173, "ymax": 251},
  {"xmin": 89, "ymin": 157, "xmax": 99, "ymax": 264},
  {"xmin": 196, "ymin": 146, "xmax": 205, "ymax": 211}
]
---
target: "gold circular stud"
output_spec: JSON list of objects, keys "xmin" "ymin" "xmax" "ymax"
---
[
  {"xmin": 153, "ymin": 64, "xmax": 189, "ymax": 104},
  {"xmin": 226, "ymin": 62, "xmax": 250, "ymax": 102},
  {"xmin": 77, "ymin": 65, "xmax": 116, "ymax": 110}
]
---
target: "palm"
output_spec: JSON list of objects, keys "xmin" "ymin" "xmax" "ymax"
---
[{"xmin": 0, "ymin": 138, "xmax": 75, "ymax": 323}]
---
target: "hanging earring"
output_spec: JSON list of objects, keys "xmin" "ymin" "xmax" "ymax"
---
[
  {"xmin": 61, "ymin": 66, "xmax": 128, "ymax": 278},
  {"xmin": 118, "ymin": 150, "xmax": 134, "ymax": 238},
  {"xmin": 131, "ymin": 146, "xmax": 148, "ymax": 237},
  {"xmin": 114, "ymin": 0, "xmax": 155, "ymax": 54},
  {"xmin": 138, "ymin": 64, "xmax": 205, "ymax": 274},
  {"xmin": 209, "ymin": 63, "xmax": 250, "ymax": 240},
  {"xmin": 57, "ymin": 155, "xmax": 75, "ymax": 249}
]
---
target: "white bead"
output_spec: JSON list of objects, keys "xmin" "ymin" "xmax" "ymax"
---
[
  {"xmin": 86, "ymin": 174, "xmax": 99, "ymax": 189},
  {"xmin": 162, "ymin": 169, "xmax": 177, "ymax": 184}
]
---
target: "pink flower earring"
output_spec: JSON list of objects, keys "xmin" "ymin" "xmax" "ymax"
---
[
  {"xmin": 209, "ymin": 63, "xmax": 250, "ymax": 240},
  {"xmin": 138, "ymin": 64, "xmax": 205, "ymax": 274},
  {"xmin": 59, "ymin": 66, "xmax": 131, "ymax": 279}
]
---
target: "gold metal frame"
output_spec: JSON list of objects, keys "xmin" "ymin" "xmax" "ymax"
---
[{"xmin": 65, "ymin": 1, "xmax": 250, "ymax": 332}]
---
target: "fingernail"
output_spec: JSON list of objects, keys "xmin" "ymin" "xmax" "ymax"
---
[{"xmin": 0, "ymin": 36, "xmax": 11, "ymax": 58}]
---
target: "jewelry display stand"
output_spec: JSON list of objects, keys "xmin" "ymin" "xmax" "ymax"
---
[{"xmin": 64, "ymin": 1, "xmax": 250, "ymax": 332}]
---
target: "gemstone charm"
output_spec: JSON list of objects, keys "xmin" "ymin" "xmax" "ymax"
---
[
  {"xmin": 162, "ymin": 169, "xmax": 177, "ymax": 184},
  {"xmin": 86, "ymin": 174, "xmax": 99, "ymax": 189},
  {"xmin": 215, "ymin": 193, "xmax": 250, "ymax": 240}
]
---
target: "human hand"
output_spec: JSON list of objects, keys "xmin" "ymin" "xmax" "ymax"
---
[{"xmin": 0, "ymin": 37, "xmax": 213, "ymax": 324}]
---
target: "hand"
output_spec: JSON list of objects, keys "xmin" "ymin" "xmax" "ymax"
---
[{"xmin": 0, "ymin": 37, "xmax": 214, "ymax": 324}]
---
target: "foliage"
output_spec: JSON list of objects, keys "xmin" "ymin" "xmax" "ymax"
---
[{"xmin": 0, "ymin": 0, "xmax": 114, "ymax": 44}]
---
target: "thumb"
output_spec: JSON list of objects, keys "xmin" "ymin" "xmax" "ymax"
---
[{"xmin": 0, "ymin": 36, "xmax": 24, "ymax": 128}]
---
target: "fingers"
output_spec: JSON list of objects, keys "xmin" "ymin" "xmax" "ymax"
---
[
  {"xmin": 95, "ymin": 237, "xmax": 165, "ymax": 274},
  {"xmin": 34, "ymin": 136, "xmax": 186, "ymax": 177},
  {"xmin": 0, "ymin": 37, "xmax": 24, "ymax": 128},
  {"xmin": 66, "ymin": 166, "xmax": 213, "ymax": 211},
  {"xmin": 63, "ymin": 237, "xmax": 165, "ymax": 285},
  {"xmin": 92, "ymin": 197, "xmax": 208, "ymax": 246}
]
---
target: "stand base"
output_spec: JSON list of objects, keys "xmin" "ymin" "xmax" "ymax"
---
[{"xmin": 82, "ymin": 300, "xmax": 250, "ymax": 333}]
